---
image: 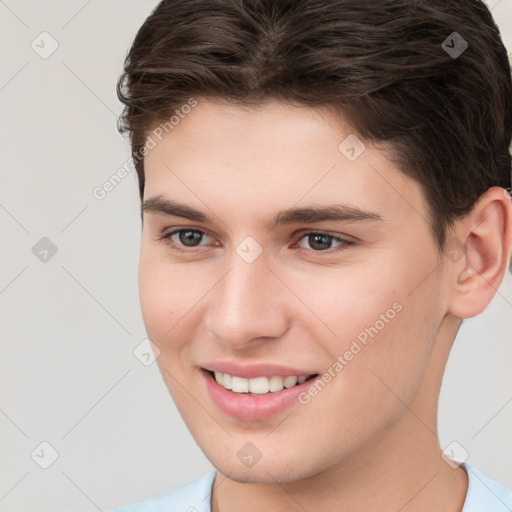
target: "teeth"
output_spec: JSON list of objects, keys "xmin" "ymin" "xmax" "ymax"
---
[
  {"xmin": 231, "ymin": 376, "xmax": 249, "ymax": 393},
  {"xmin": 269, "ymin": 375, "xmax": 284, "ymax": 392},
  {"xmin": 213, "ymin": 371, "xmax": 311, "ymax": 394},
  {"xmin": 283, "ymin": 376, "xmax": 298, "ymax": 388},
  {"xmin": 249, "ymin": 377, "xmax": 270, "ymax": 394}
]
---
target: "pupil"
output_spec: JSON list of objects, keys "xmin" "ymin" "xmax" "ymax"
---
[
  {"xmin": 179, "ymin": 230, "xmax": 202, "ymax": 246},
  {"xmin": 309, "ymin": 234, "xmax": 332, "ymax": 250}
]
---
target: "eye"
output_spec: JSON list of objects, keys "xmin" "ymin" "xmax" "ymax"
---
[
  {"xmin": 296, "ymin": 232, "xmax": 353, "ymax": 253},
  {"xmin": 160, "ymin": 228, "xmax": 213, "ymax": 251},
  {"xmin": 158, "ymin": 228, "xmax": 354, "ymax": 255}
]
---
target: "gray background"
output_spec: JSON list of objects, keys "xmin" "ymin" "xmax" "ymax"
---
[{"xmin": 0, "ymin": 1, "xmax": 511, "ymax": 511}]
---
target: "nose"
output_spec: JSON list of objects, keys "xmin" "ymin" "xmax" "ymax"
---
[{"xmin": 204, "ymin": 250, "xmax": 290, "ymax": 349}]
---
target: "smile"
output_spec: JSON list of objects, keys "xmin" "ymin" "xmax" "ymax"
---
[
  {"xmin": 201, "ymin": 368, "xmax": 321, "ymax": 421},
  {"xmin": 212, "ymin": 371, "xmax": 316, "ymax": 395}
]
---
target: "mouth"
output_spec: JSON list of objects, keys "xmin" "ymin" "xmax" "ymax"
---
[
  {"xmin": 200, "ymin": 368, "xmax": 321, "ymax": 421},
  {"xmin": 205, "ymin": 369, "xmax": 319, "ymax": 396}
]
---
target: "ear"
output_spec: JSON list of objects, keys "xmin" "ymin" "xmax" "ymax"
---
[{"xmin": 447, "ymin": 187, "xmax": 512, "ymax": 319}]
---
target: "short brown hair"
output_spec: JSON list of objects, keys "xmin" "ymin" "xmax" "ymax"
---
[{"xmin": 117, "ymin": 0, "xmax": 512, "ymax": 252}]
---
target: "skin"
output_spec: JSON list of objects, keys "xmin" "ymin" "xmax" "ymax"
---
[{"xmin": 138, "ymin": 97, "xmax": 512, "ymax": 512}]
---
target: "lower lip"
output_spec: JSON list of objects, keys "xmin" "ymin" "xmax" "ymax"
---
[{"xmin": 201, "ymin": 369, "xmax": 318, "ymax": 421}]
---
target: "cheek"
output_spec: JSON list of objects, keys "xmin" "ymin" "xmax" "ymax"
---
[
  {"xmin": 338, "ymin": 283, "xmax": 438, "ymax": 417},
  {"xmin": 285, "ymin": 263, "xmax": 403, "ymax": 351},
  {"xmin": 137, "ymin": 247, "xmax": 214, "ymax": 355},
  {"xmin": 138, "ymin": 249, "xmax": 185, "ymax": 343},
  {"xmin": 291, "ymin": 260, "xmax": 437, "ymax": 398}
]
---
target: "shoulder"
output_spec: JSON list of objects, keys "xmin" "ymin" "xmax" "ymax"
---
[
  {"xmin": 462, "ymin": 462, "xmax": 512, "ymax": 512},
  {"xmin": 111, "ymin": 470, "xmax": 217, "ymax": 512}
]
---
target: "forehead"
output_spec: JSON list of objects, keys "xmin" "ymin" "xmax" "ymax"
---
[{"xmin": 143, "ymin": 98, "xmax": 426, "ymax": 227}]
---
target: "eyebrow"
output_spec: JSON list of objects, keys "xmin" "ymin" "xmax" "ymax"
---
[{"xmin": 142, "ymin": 196, "xmax": 384, "ymax": 227}]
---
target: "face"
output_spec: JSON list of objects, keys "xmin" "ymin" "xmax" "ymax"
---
[{"xmin": 139, "ymin": 97, "xmax": 452, "ymax": 483}]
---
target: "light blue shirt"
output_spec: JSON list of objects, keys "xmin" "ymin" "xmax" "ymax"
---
[{"xmin": 112, "ymin": 462, "xmax": 512, "ymax": 511}]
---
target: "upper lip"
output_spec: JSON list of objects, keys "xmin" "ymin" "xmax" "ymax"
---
[{"xmin": 200, "ymin": 361, "xmax": 318, "ymax": 379}]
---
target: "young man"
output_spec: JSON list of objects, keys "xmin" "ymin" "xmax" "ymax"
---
[{"xmin": 113, "ymin": 0, "xmax": 512, "ymax": 510}]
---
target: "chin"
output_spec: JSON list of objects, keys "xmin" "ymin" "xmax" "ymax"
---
[{"xmin": 207, "ymin": 451, "xmax": 319, "ymax": 484}]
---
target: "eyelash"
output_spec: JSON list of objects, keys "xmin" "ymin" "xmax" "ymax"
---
[{"xmin": 158, "ymin": 228, "xmax": 354, "ymax": 255}]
